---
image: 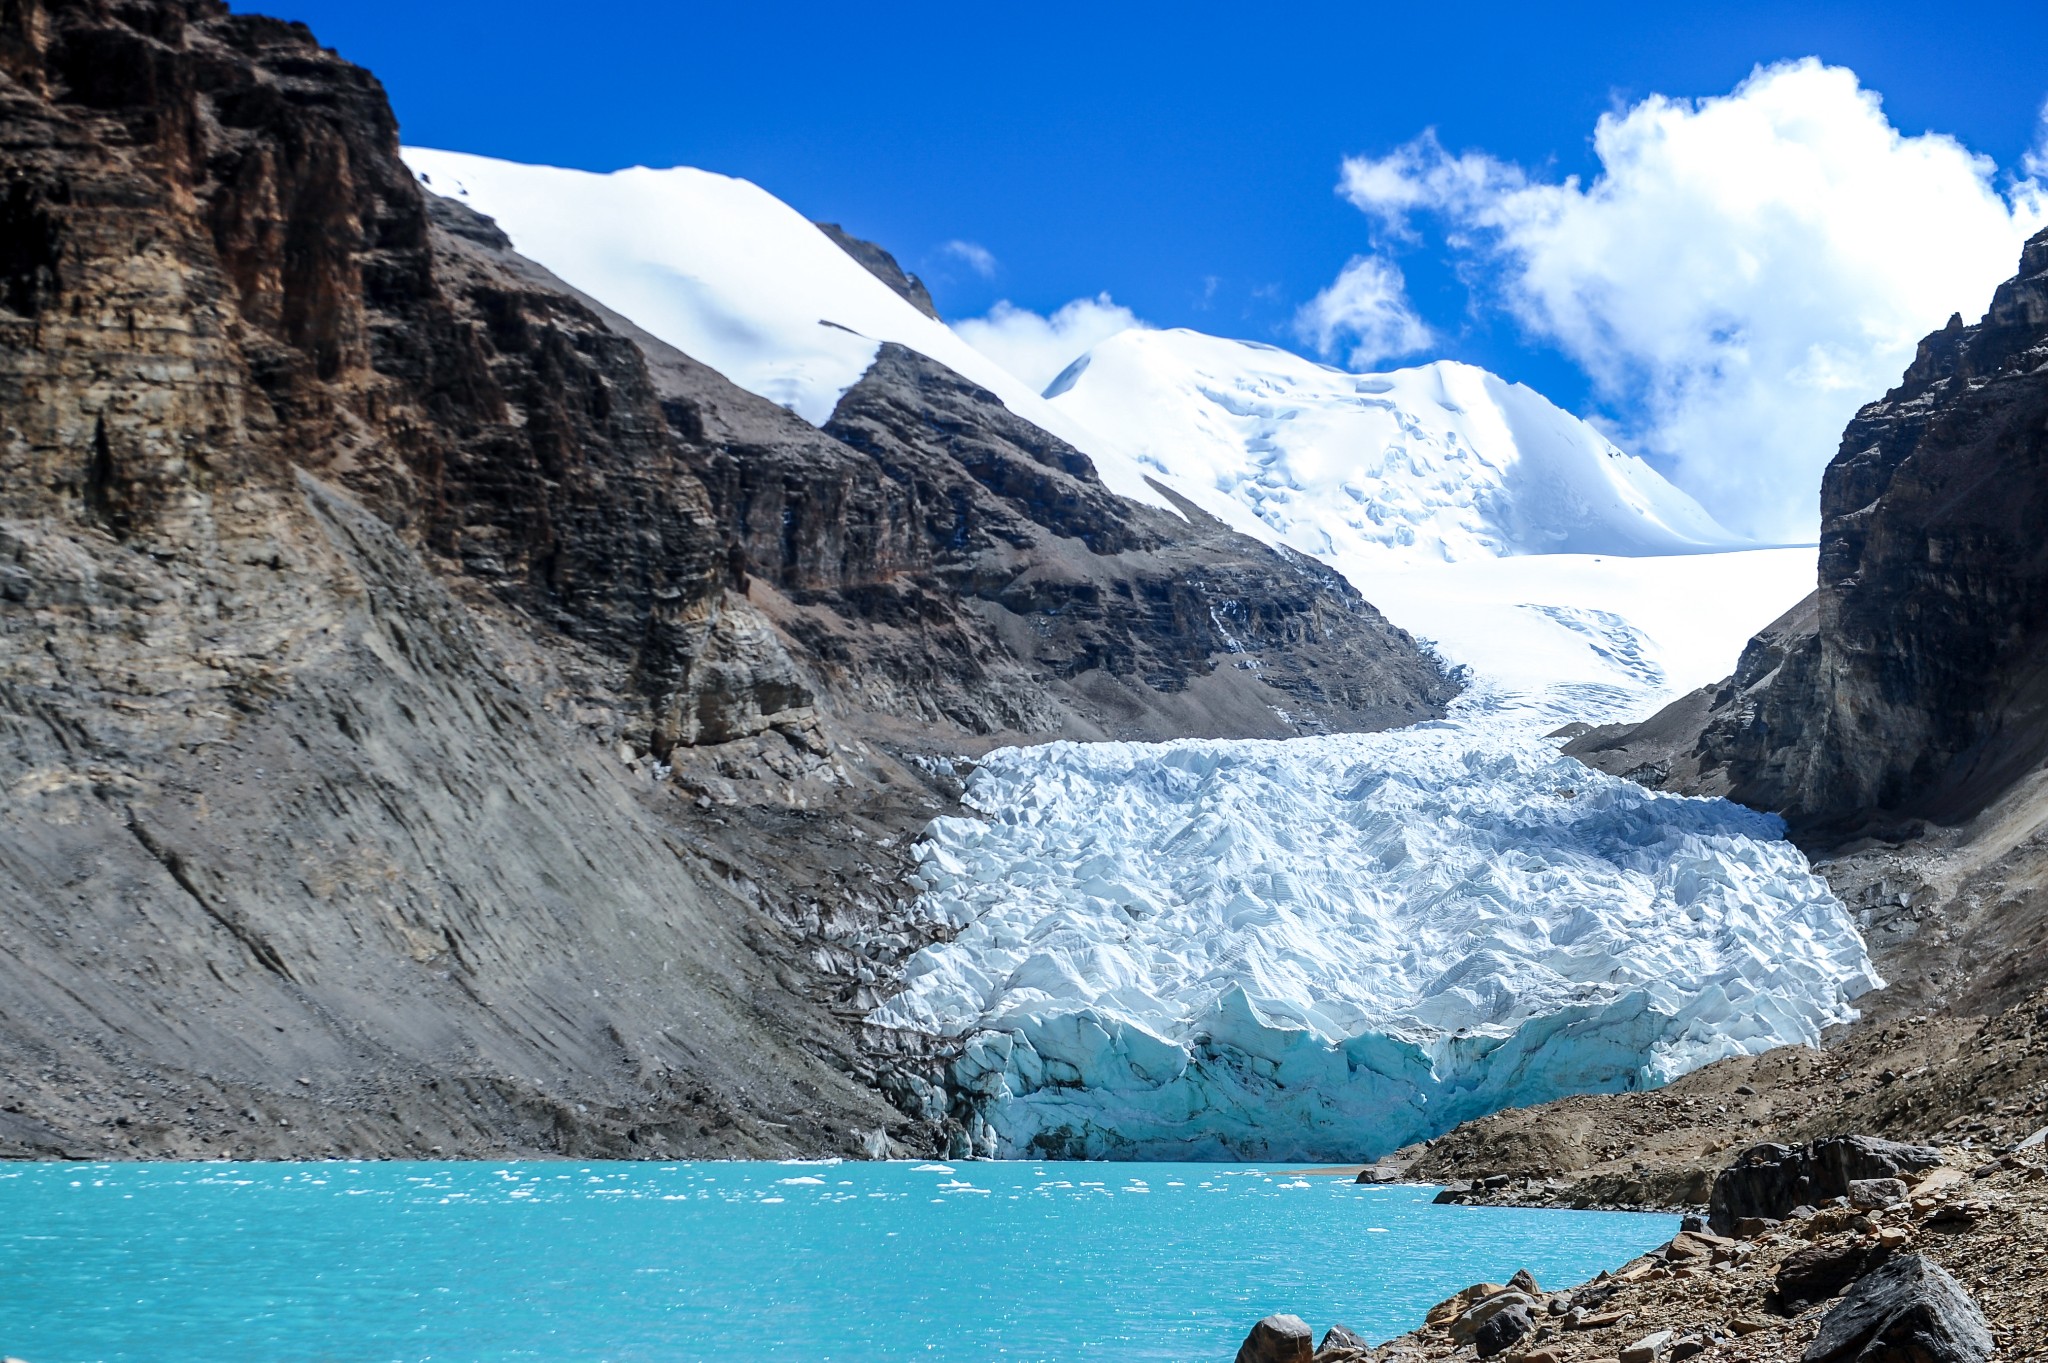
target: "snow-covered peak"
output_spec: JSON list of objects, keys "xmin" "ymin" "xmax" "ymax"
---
[
  {"xmin": 398, "ymin": 148, "xmax": 1175, "ymax": 510},
  {"xmin": 1043, "ymin": 328, "xmax": 1738, "ymax": 564}
]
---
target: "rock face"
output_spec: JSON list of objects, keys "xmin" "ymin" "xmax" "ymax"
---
[
  {"xmin": 0, "ymin": 0, "xmax": 1451, "ymax": 1157},
  {"xmin": 1571, "ymin": 229, "xmax": 2048, "ymax": 836},
  {"xmin": 811, "ymin": 343, "xmax": 1453, "ymax": 741},
  {"xmin": 1803, "ymin": 1255, "xmax": 1992, "ymax": 1363},
  {"xmin": 814, "ymin": 221, "xmax": 939, "ymax": 319},
  {"xmin": 1709, "ymin": 1137, "xmax": 1944, "ymax": 1235},
  {"xmin": 1566, "ymin": 232, "xmax": 2048, "ymax": 1018},
  {"xmin": 0, "ymin": 0, "xmax": 894, "ymax": 1158}
]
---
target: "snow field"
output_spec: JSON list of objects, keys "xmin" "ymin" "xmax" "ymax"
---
[
  {"xmin": 1042, "ymin": 329, "xmax": 1738, "ymax": 564},
  {"xmin": 397, "ymin": 148, "xmax": 1180, "ymax": 513}
]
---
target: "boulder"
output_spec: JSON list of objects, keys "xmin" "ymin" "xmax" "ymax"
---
[
  {"xmin": 1776, "ymin": 1236, "xmax": 1891, "ymax": 1313},
  {"xmin": 1802, "ymin": 1254, "xmax": 1992, "ymax": 1363},
  {"xmin": 1709, "ymin": 1138, "xmax": 1943, "ymax": 1234},
  {"xmin": 1621, "ymin": 1330, "xmax": 1675, "ymax": 1363},
  {"xmin": 1450, "ymin": 1292, "xmax": 1539, "ymax": 1344},
  {"xmin": 1663, "ymin": 1230, "xmax": 1730, "ymax": 1262},
  {"xmin": 1924, "ymin": 1201, "xmax": 1985, "ymax": 1230},
  {"xmin": 1846, "ymin": 1178, "xmax": 1908, "ymax": 1210},
  {"xmin": 1508, "ymin": 1268, "xmax": 1542, "ymax": 1295},
  {"xmin": 1238, "ymin": 1314, "xmax": 1316, "ymax": 1363},
  {"xmin": 1426, "ymin": 1283, "xmax": 1505, "ymax": 1330},
  {"xmin": 1474, "ymin": 1305, "xmax": 1534, "ymax": 1359},
  {"xmin": 1908, "ymin": 1168, "xmax": 1967, "ymax": 1198},
  {"xmin": 1315, "ymin": 1323, "xmax": 1372, "ymax": 1361}
]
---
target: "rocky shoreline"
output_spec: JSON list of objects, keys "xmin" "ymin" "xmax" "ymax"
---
[{"xmin": 1239, "ymin": 1134, "xmax": 2046, "ymax": 1363}]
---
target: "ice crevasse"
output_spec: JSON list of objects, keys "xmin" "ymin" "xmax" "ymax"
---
[{"xmin": 868, "ymin": 721, "xmax": 1880, "ymax": 1161}]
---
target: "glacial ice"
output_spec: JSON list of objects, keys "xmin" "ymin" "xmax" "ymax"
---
[
  {"xmin": 398, "ymin": 145, "xmax": 1859, "ymax": 1162},
  {"xmin": 869, "ymin": 719, "xmax": 1879, "ymax": 1160}
]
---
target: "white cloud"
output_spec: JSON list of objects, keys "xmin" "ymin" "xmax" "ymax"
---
[
  {"xmin": 1294, "ymin": 255, "xmax": 1434, "ymax": 368},
  {"xmin": 953, "ymin": 293, "xmax": 1146, "ymax": 393},
  {"xmin": 2024, "ymin": 97, "xmax": 2048, "ymax": 181},
  {"xmin": 939, "ymin": 239, "xmax": 999, "ymax": 278},
  {"xmin": 1337, "ymin": 59, "xmax": 2048, "ymax": 541}
]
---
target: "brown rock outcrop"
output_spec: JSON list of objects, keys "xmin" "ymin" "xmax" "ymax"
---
[
  {"xmin": 0, "ymin": 0, "xmax": 1452, "ymax": 1157},
  {"xmin": 1564, "ymin": 229, "xmax": 2048, "ymax": 1017},
  {"xmin": 1570, "ymin": 229, "xmax": 2048, "ymax": 838},
  {"xmin": 815, "ymin": 221, "xmax": 939, "ymax": 319},
  {"xmin": 0, "ymin": 0, "xmax": 897, "ymax": 1159}
]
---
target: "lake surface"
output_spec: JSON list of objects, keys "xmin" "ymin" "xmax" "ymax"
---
[{"xmin": 0, "ymin": 1160, "xmax": 1675, "ymax": 1363}]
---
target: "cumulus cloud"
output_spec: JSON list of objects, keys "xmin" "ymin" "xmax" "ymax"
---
[
  {"xmin": 1294, "ymin": 255, "xmax": 1434, "ymax": 368},
  {"xmin": 1336, "ymin": 59, "xmax": 2048, "ymax": 541},
  {"xmin": 939, "ymin": 239, "xmax": 999, "ymax": 278},
  {"xmin": 954, "ymin": 293, "xmax": 1146, "ymax": 392},
  {"xmin": 2025, "ymin": 98, "xmax": 2048, "ymax": 181}
]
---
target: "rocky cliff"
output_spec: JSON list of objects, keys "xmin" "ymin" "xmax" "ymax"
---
[
  {"xmin": 1567, "ymin": 229, "xmax": 2048, "ymax": 1017},
  {"xmin": 814, "ymin": 221, "xmax": 938, "ymax": 319},
  {"xmin": 0, "ymin": 0, "xmax": 1451, "ymax": 1158}
]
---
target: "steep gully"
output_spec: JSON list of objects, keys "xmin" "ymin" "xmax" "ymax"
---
[{"xmin": 0, "ymin": 0, "xmax": 1451, "ymax": 1161}]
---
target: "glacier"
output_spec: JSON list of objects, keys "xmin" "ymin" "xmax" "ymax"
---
[
  {"xmin": 388, "ymin": 144, "xmax": 1862, "ymax": 1160},
  {"xmin": 870, "ymin": 720, "xmax": 1879, "ymax": 1161}
]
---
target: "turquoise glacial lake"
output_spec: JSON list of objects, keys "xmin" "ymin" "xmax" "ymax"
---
[{"xmin": 0, "ymin": 1160, "xmax": 1675, "ymax": 1363}]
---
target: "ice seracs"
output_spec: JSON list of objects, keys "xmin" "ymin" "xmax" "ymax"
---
[{"xmin": 870, "ymin": 727, "xmax": 1879, "ymax": 1161}]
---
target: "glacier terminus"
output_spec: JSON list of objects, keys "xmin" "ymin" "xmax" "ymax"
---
[{"xmin": 405, "ymin": 146, "xmax": 1878, "ymax": 1166}]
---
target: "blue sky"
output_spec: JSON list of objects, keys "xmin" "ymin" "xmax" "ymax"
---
[{"xmin": 256, "ymin": 0, "xmax": 2048, "ymax": 535}]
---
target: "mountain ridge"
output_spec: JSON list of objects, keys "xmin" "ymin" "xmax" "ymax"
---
[{"xmin": 0, "ymin": 0, "xmax": 1452, "ymax": 1160}]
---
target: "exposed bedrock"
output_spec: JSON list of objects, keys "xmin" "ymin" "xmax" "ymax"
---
[
  {"xmin": 0, "ymin": 0, "xmax": 1452, "ymax": 1156},
  {"xmin": 1567, "ymin": 229, "xmax": 2048, "ymax": 1015},
  {"xmin": 1708, "ymin": 1136, "xmax": 1944, "ymax": 1236}
]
